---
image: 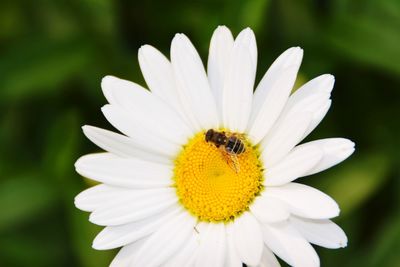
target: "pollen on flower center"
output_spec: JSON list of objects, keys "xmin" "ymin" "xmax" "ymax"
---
[{"xmin": 173, "ymin": 131, "xmax": 264, "ymax": 222}]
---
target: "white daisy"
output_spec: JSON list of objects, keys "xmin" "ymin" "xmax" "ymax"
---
[{"xmin": 75, "ymin": 26, "xmax": 355, "ymax": 267}]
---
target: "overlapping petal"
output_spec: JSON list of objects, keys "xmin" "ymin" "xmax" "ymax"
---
[
  {"xmin": 255, "ymin": 246, "xmax": 281, "ymax": 267},
  {"xmin": 290, "ymin": 216, "xmax": 348, "ymax": 249},
  {"xmin": 222, "ymin": 28, "xmax": 257, "ymax": 132},
  {"xmin": 195, "ymin": 223, "xmax": 226, "ymax": 267},
  {"xmin": 74, "ymin": 184, "xmax": 128, "ymax": 212},
  {"xmin": 233, "ymin": 212, "xmax": 264, "ymax": 266},
  {"xmin": 250, "ymin": 195, "xmax": 290, "ymax": 223},
  {"xmin": 262, "ymin": 221, "xmax": 320, "ymax": 267},
  {"xmin": 92, "ymin": 206, "xmax": 180, "ymax": 250},
  {"xmin": 263, "ymin": 183, "xmax": 340, "ymax": 219},
  {"xmin": 89, "ymin": 188, "xmax": 177, "ymax": 226},
  {"xmin": 301, "ymin": 138, "xmax": 355, "ymax": 176},
  {"xmin": 260, "ymin": 111, "xmax": 312, "ymax": 167},
  {"xmin": 109, "ymin": 238, "xmax": 147, "ymax": 267},
  {"xmin": 82, "ymin": 125, "xmax": 171, "ymax": 164},
  {"xmin": 131, "ymin": 211, "xmax": 196, "ymax": 266},
  {"xmin": 264, "ymin": 144, "xmax": 323, "ymax": 186},
  {"xmin": 171, "ymin": 33, "xmax": 219, "ymax": 130},
  {"xmin": 164, "ymin": 230, "xmax": 199, "ymax": 267},
  {"xmin": 102, "ymin": 76, "xmax": 193, "ymax": 142},
  {"xmin": 285, "ymin": 74, "xmax": 334, "ymax": 138},
  {"xmin": 138, "ymin": 45, "xmax": 187, "ymax": 120},
  {"xmin": 225, "ymin": 224, "xmax": 243, "ymax": 267},
  {"xmin": 248, "ymin": 47, "xmax": 303, "ymax": 144}
]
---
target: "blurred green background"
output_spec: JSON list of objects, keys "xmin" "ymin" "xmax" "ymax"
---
[{"xmin": 0, "ymin": 0, "xmax": 399, "ymax": 266}]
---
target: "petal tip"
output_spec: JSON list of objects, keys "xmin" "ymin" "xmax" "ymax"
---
[
  {"xmin": 81, "ymin": 125, "xmax": 90, "ymax": 132},
  {"xmin": 92, "ymin": 239, "xmax": 104, "ymax": 251},
  {"xmin": 296, "ymin": 47, "xmax": 304, "ymax": 57},
  {"xmin": 172, "ymin": 33, "xmax": 186, "ymax": 41},
  {"xmin": 88, "ymin": 213, "xmax": 99, "ymax": 224},
  {"xmin": 216, "ymin": 25, "xmax": 230, "ymax": 31},
  {"xmin": 138, "ymin": 44, "xmax": 157, "ymax": 56},
  {"xmin": 339, "ymin": 139, "xmax": 356, "ymax": 155},
  {"xmin": 73, "ymin": 194, "xmax": 84, "ymax": 210},
  {"xmin": 101, "ymin": 104, "xmax": 111, "ymax": 113},
  {"xmin": 236, "ymin": 27, "xmax": 256, "ymax": 41},
  {"xmin": 101, "ymin": 75, "xmax": 117, "ymax": 87},
  {"xmin": 333, "ymin": 206, "xmax": 341, "ymax": 218},
  {"xmin": 92, "ymin": 234, "xmax": 112, "ymax": 251}
]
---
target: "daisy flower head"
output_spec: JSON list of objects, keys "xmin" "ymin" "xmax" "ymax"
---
[{"xmin": 75, "ymin": 26, "xmax": 355, "ymax": 267}]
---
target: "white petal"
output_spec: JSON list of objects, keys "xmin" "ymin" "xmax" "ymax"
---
[
  {"xmin": 291, "ymin": 216, "xmax": 347, "ymax": 249},
  {"xmin": 132, "ymin": 211, "xmax": 196, "ymax": 266},
  {"xmin": 207, "ymin": 26, "xmax": 234, "ymax": 119},
  {"xmin": 283, "ymin": 74, "xmax": 334, "ymax": 114},
  {"xmin": 222, "ymin": 28, "xmax": 256, "ymax": 132},
  {"xmin": 195, "ymin": 223, "xmax": 226, "ymax": 267},
  {"xmin": 264, "ymin": 144, "xmax": 323, "ymax": 186},
  {"xmin": 277, "ymin": 90, "xmax": 331, "ymax": 144},
  {"xmin": 264, "ymin": 183, "xmax": 340, "ymax": 219},
  {"xmin": 255, "ymin": 246, "xmax": 280, "ymax": 267},
  {"xmin": 82, "ymin": 126, "xmax": 170, "ymax": 164},
  {"xmin": 225, "ymin": 224, "xmax": 243, "ymax": 267},
  {"xmin": 262, "ymin": 221, "xmax": 320, "ymax": 267},
  {"xmin": 93, "ymin": 206, "xmax": 180, "ymax": 250},
  {"xmin": 164, "ymin": 230, "xmax": 199, "ymax": 267},
  {"xmin": 260, "ymin": 111, "xmax": 312, "ymax": 168},
  {"xmin": 75, "ymin": 153, "xmax": 173, "ymax": 188},
  {"xmin": 101, "ymin": 76, "xmax": 193, "ymax": 143},
  {"xmin": 304, "ymin": 100, "xmax": 331, "ymax": 138},
  {"xmin": 283, "ymin": 74, "xmax": 334, "ymax": 140},
  {"xmin": 236, "ymin": 28, "xmax": 257, "ymax": 68},
  {"xmin": 138, "ymin": 45, "xmax": 187, "ymax": 119},
  {"xmin": 102, "ymin": 105, "xmax": 180, "ymax": 157},
  {"xmin": 89, "ymin": 188, "xmax": 177, "ymax": 226},
  {"xmin": 248, "ymin": 47, "xmax": 303, "ymax": 144},
  {"xmin": 76, "ymin": 187, "xmax": 137, "ymax": 213},
  {"xmin": 171, "ymin": 33, "xmax": 219, "ymax": 130},
  {"xmin": 250, "ymin": 195, "xmax": 289, "ymax": 223},
  {"xmin": 109, "ymin": 238, "xmax": 147, "ymax": 267},
  {"xmin": 233, "ymin": 212, "xmax": 264, "ymax": 266},
  {"xmin": 302, "ymin": 138, "xmax": 355, "ymax": 176},
  {"xmin": 101, "ymin": 75, "xmax": 185, "ymax": 121},
  {"xmin": 74, "ymin": 184, "xmax": 126, "ymax": 212}
]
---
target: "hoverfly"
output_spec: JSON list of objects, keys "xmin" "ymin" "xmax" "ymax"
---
[{"xmin": 205, "ymin": 129, "xmax": 246, "ymax": 172}]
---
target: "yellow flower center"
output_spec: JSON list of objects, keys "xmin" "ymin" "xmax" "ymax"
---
[{"xmin": 173, "ymin": 131, "xmax": 264, "ymax": 222}]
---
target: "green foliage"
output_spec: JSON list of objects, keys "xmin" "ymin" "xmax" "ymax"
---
[
  {"xmin": 0, "ymin": 0, "xmax": 399, "ymax": 266},
  {"xmin": 0, "ymin": 38, "xmax": 94, "ymax": 102},
  {"xmin": 315, "ymin": 153, "xmax": 391, "ymax": 216},
  {"xmin": 0, "ymin": 173, "xmax": 58, "ymax": 231}
]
